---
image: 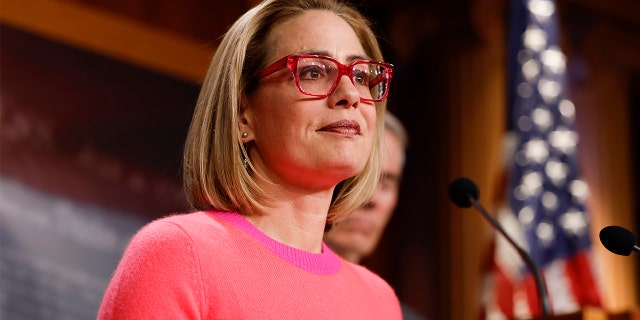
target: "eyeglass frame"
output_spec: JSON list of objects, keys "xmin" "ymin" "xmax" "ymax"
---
[{"xmin": 256, "ymin": 54, "xmax": 393, "ymax": 103}]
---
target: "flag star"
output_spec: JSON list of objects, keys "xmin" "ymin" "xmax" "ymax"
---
[
  {"xmin": 569, "ymin": 179, "xmax": 590, "ymax": 204},
  {"xmin": 522, "ymin": 59, "xmax": 541, "ymax": 82},
  {"xmin": 518, "ymin": 206, "xmax": 536, "ymax": 228},
  {"xmin": 545, "ymin": 160, "xmax": 568, "ymax": 185},
  {"xmin": 518, "ymin": 82, "xmax": 534, "ymax": 98},
  {"xmin": 541, "ymin": 47, "xmax": 566, "ymax": 74},
  {"xmin": 559, "ymin": 99, "xmax": 576, "ymax": 123},
  {"xmin": 524, "ymin": 26, "xmax": 548, "ymax": 52},
  {"xmin": 518, "ymin": 49, "xmax": 534, "ymax": 65},
  {"xmin": 538, "ymin": 78, "xmax": 562, "ymax": 103},
  {"xmin": 523, "ymin": 138, "xmax": 549, "ymax": 163},
  {"xmin": 532, "ymin": 107, "xmax": 552, "ymax": 131},
  {"xmin": 560, "ymin": 209, "xmax": 587, "ymax": 236},
  {"xmin": 528, "ymin": 0, "xmax": 555, "ymax": 23},
  {"xmin": 517, "ymin": 115, "xmax": 534, "ymax": 132},
  {"xmin": 516, "ymin": 171, "xmax": 544, "ymax": 199},
  {"xmin": 536, "ymin": 221, "xmax": 555, "ymax": 246},
  {"xmin": 541, "ymin": 191, "xmax": 558, "ymax": 211},
  {"xmin": 549, "ymin": 127, "xmax": 578, "ymax": 154}
]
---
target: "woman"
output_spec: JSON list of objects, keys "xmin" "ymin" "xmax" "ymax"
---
[{"xmin": 98, "ymin": 0, "xmax": 400, "ymax": 318}]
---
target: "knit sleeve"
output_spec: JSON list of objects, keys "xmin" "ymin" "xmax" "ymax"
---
[{"xmin": 97, "ymin": 219, "xmax": 205, "ymax": 319}]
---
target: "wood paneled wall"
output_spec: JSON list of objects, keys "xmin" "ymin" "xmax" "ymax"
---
[{"xmin": 559, "ymin": 0, "xmax": 640, "ymax": 310}]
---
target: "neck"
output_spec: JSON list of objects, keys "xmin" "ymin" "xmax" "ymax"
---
[{"xmin": 245, "ymin": 188, "xmax": 333, "ymax": 253}]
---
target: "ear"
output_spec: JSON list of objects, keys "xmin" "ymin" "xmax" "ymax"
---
[{"xmin": 238, "ymin": 94, "xmax": 254, "ymax": 142}]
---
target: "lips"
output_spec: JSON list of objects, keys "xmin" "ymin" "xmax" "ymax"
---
[{"xmin": 318, "ymin": 119, "xmax": 361, "ymax": 136}]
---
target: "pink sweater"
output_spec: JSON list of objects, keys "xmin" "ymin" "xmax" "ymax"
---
[{"xmin": 98, "ymin": 210, "xmax": 401, "ymax": 319}]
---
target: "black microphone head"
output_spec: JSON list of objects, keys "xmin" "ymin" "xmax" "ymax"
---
[
  {"xmin": 599, "ymin": 225, "xmax": 637, "ymax": 256},
  {"xmin": 448, "ymin": 177, "xmax": 479, "ymax": 208}
]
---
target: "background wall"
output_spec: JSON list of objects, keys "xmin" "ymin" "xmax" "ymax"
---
[{"xmin": 1, "ymin": 0, "xmax": 639, "ymax": 319}]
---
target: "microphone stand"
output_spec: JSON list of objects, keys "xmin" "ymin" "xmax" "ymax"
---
[{"xmin": 467, "ymin": 194, "xmax": 552, "ymax": 316}]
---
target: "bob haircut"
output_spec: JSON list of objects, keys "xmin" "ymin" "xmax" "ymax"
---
[{"xmin": 183, "ymin": 0, "xmax": 388, "ymax": 222}]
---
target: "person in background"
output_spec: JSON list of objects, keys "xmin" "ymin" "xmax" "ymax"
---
[
  {"xmin": 325, "ymin": 111, "xmax": 426, "ymax": 320},
  {"xmin": 97, "ymin": 0, "xmax": 401, "ymax": 319}
]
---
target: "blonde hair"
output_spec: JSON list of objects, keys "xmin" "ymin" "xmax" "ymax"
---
[{"xmin": 183, "ymin": 0, "xmax": 388, "ymax": 222}]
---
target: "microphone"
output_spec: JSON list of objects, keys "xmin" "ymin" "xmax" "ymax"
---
[
  {"xmin": 448, "ymin": 177, "xmax": 552, "ymax": 316},
  {"xmin": 599, "ymin": 225, "xmax": 640, "ymax": 256}
]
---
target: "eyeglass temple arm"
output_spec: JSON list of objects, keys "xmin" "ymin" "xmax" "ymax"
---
[
  {"xmin": 369, "ymin": 73, "xmax": 387, "ymax": 88},
  {"xmin": 257, "ymin": 57, "xmax": 289, "ymax": 79}
]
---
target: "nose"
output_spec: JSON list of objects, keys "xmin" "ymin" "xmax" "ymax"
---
[{"xmin": 328, "ymin": 75, "xmax": 360, "ymax": 108}]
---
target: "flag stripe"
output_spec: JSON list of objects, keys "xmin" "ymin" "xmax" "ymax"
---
[{"xmin": 564, "ymin": 251, "xmax": 601, "ymax": 306}]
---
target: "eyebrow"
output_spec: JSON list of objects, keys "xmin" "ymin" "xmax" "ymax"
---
[{"xmin": 299, "ymin": 50, "xmax": 368, "ymax": 62}]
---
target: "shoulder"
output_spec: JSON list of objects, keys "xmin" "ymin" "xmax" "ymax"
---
[
  {"xmin": 134, "ymin": 211, "xmax": 229, "ymax": 242},
  {"xmin": 99, "ymin": 211, "xmax": 236, "ymax": 316},
  {"xmin": 122, "ymin": 213, "xmax": 204, "ymax": 263},
  {"xmin": 336, "ymin": 261, "xmax": 402, "ymax": 318},
  {"xmin": 145, "ymin": 210, "xmax": 225, "ymax": 232},
  {"xmin": 343, "ymin": 260, "xmax": 399, "ymax": 299},
  {"xmin": 345, "ymin": 261, "xmax": 390, "ymax": 287},
  {"xmin": 123, "ymin": 211, "xmax": 235, "ymax": 265}
]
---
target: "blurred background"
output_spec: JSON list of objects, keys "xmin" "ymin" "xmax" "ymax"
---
[{"xmin": 1, "ymin": 0, "xmax": 639, "ymax": 319}]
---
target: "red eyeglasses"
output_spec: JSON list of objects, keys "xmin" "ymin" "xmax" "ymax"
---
[{"xmin": 257, "ymin": 54, "xmax": 393, "ymax": 102}]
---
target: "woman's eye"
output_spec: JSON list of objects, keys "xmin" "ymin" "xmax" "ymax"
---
[
  {"xmin": 352, "ymin": 70, "xmax": 369, "ymax": 86},
  {"xmin": 299, "ymin": 65, "xmax": 326, "ymax": 80}
]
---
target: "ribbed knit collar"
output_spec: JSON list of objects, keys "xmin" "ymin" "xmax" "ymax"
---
[{"xmin": 213, "ymin": 210, "xmax": 342, "ymax": 275}]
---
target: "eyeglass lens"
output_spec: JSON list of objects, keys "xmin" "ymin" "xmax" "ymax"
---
[{"xmin": 295, "ymin": 57, "xmax": 389, "ymax": 101}]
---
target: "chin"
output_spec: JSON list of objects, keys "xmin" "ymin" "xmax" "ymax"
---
[
  {"xmin": 323, "ymin": 153, "xmax": 368, "ymax": 171},
  {"xmin": 351, "ymin": 243, "xmax": 375, "ymax": 257},
  {"xmin": 325, "ymin": 166, "xmax": 363, "ymax": 183},
  {"xmin": 330, "ymin": 238, "xmax": 371, "ymax": 256}
]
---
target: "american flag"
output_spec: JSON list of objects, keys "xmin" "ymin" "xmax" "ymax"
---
[{"xmin": 481, "ymin": 0, "xmax": 602, "ymax": 318}]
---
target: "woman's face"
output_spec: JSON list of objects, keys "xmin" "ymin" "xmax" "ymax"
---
[{"xmin": 242, "ymin": 10, "xmax": 377, "ymax": 191}]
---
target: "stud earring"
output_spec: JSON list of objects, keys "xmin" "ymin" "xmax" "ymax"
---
[{"xmin": 241, "ymin": 132, "xmax": 248, "ymax": 138}]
